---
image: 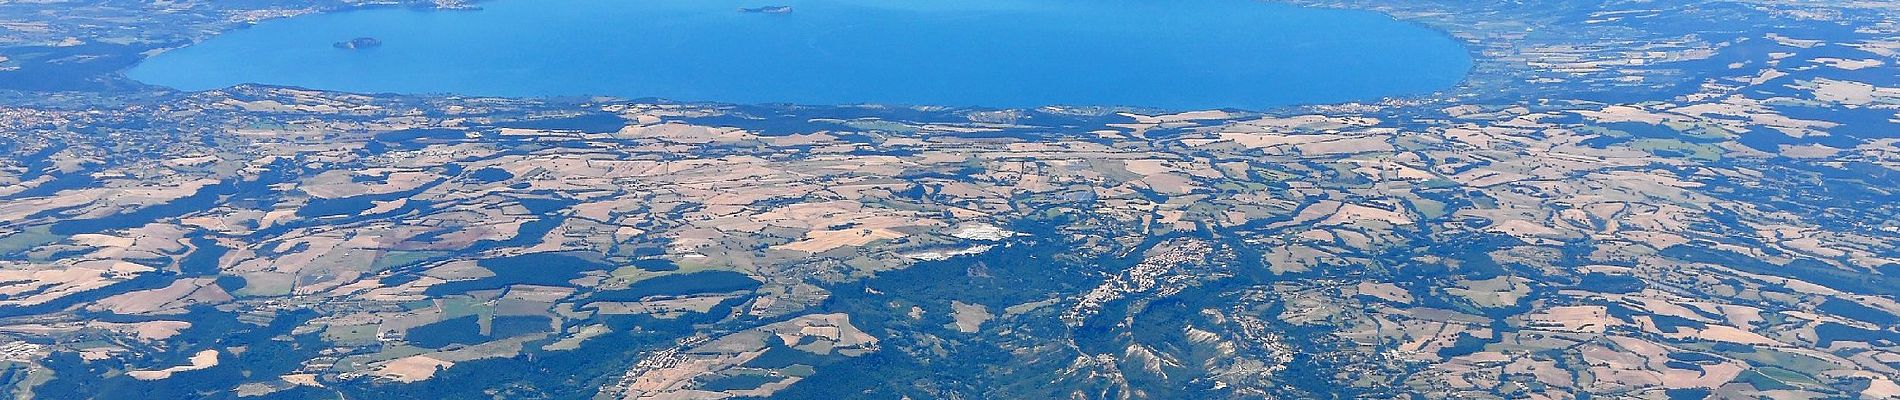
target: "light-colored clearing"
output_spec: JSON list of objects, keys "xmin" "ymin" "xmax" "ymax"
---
[
  {"xmin": 949, "ymin": 301, "xmax": 992, "ymax": 333},
  {"xmin": 127, "ymin": 349, "xmax": 219, "ymax": 380}
]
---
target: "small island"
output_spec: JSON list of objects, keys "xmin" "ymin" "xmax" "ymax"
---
[
  {"xmin": 738, "ymin": 5, "xmax": 791, "ymax": 14},
  {"xmin": 332, "ymin": 37, "xmax": 382, "ymax": 49}
]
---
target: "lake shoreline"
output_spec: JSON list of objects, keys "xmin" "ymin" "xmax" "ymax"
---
[{"xmin": 124, "ymin": 0, "xmax": 1477, "ymax": 112}]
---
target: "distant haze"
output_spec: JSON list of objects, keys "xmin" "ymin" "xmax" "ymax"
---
[{"xmin": 128, "ymin": 0, "xmax": 1473, "ymax": 110}]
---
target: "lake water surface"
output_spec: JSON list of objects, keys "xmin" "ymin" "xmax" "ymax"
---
[{"xmin": 128, "ymin": 0, "xmax": 1472, "ymax": 109}]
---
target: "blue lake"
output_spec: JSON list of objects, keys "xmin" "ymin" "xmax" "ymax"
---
[{"xmin": 127, "ymin": 0, "xmax": 1472, "ymax": 110}]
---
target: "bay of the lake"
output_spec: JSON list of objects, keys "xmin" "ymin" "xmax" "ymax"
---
[{"xmin": 127, "ymin": 0, "xmax": 1473, "ymax": 110}]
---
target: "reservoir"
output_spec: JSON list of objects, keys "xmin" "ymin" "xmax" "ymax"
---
[{"xmin": 127, "ymin": 0, "xmax": 1472, "ymax": 110}]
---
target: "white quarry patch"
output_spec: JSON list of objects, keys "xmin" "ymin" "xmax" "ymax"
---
[
  {"xmin": 903, "ymin": 245, "xmax": 995, "ymax": 261},
  {"xmin": 949, "ymin": 223, "xmax": 1019, "ymax": 241}
]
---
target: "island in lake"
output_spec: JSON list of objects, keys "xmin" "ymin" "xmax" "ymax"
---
[
  {"xmin": 332, "ymin": 37, "xmax": 381, "ymax": 49},
  {"xmin": 739, "ymin": 5, "xmax": 791, "ymax": 14}
]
